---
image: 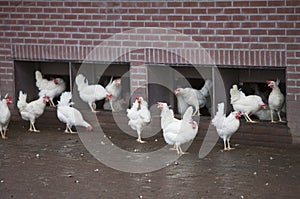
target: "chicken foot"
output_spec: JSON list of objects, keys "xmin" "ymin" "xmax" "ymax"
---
[
  {"xmin": 136, "ymin": 133, "xmax": 146, "ymax": 143},
  {"xmin": 169, "ymin": 145, "xmax": 177, "ymax": 151},
  {"xmin": 28, "ymin": 122, "xmax": 40, "ymax": 132},
  {"xmin": 244, "ymin": 113, "xmax": 257, "ymax": 123},
  {"xmin": 49, "ymin": 99, "xmax": 56, "ymax": 107},
  {"xmin": 64, "ymin": 124, "xmax": 77, "ymax": 134},
  {"xmin": 88, "ymin": 102, "xmax": 98, "ymax": 112},
  {"xmin": 176, "ymin": 145, "xmax": 189, "ymax": 155},
  {"xmin": 0, "ymin": 129, "xmax": 8, "ymax": 139}
]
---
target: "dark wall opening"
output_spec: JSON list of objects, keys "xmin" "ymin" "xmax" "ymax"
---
[
  {"xmin": 14, "ymin": 60, "xmax": 130, "ymax": 111},
  {"xmin": 14, "ymin": 60, "xmax": 70, "ymax": 104}
]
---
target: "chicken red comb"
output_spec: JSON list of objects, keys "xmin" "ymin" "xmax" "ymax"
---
[
  {"xmin": 266, "ymin": 80, "xmax": 272, "ymax": 84},
  {"xmin": 52, "ymin": 78, "xmax": 59, "ymax": 85},
  {"xmin": 5, "ymin": 95, "xmax": 12, "ymax": 105}
]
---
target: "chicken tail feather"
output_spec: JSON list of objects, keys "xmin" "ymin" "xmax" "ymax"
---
[
  {"xmin": 75, "ymin": 74, "xmax": 88, "ymax": 90},
  {"xmin": 57, "ymin": 92, "xmax": 73, "ymax": 106},
  {"xmin": 17, "ymin": 90, "xmax": 27, "ymax": 111}
]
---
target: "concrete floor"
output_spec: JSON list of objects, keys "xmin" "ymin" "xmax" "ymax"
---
[{"xmin": 0, "ymin": 113, "xmax": 299, "ymax": 199}]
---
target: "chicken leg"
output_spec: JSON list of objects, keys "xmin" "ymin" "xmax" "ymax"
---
[
  {"xmin": 49, "ymin": 99, "xmax": 56, "ymax": 107},
  {"xmin": 244, "ymin": 113, "xmax": 257, "ymax": 123},
  {"xmin": 64, "ymin": 124, "xmax": 76, "ymax": 134},
  {"xmin": 176, "ymin": 145, "xmax": 189, "ymax": 155},
  {"xmin": 226, "ymin": 139, "xmax": 235, "ymax": 150},
  {"xmin": 88, "ymin": 102, "xmax": 98, "ymax": 112},
  {"xmin": 277, "ymin": 111, "xmax": 286, "ymax": 123},
  {"xmin": 1, "ymin": 129, "xmax": 8, "ymax": 139},
  {"xmin": 109, "ymin": 99, "xmax": 116, "ymax": 112},
  {"xmin": 136, "ymin": 129, "xmax": 146, "ymax": 143},
  {"xmin": 29, "ymin": 122, "xmax": 40, "ymax": 132},
  {"xmin": 270, "ymin": 110, "xmax": 277, "ymax": 123}
]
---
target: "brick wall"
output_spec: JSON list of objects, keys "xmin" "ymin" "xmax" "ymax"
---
[{"xmin": 0, "ymin": 0, "xmax": 299, "ymax": 142}]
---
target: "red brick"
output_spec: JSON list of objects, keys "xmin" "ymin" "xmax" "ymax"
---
[
  {"xmin": 287, "ymin": 73, "xmax": 300, "ymax": 79},
  {"xmin": 287, "ymin": 59, "xmax": 300, "ymax": 65},
  {"xmin": 224, "ymin": 22, "xmax": 240, "ymax": 28},
  {"xmin": 44, "ymin": 8, "xmax": 56, "ymax": 13},
  {"xmin": 286, "ymin": 30, "xmax": 298, "ymax": 35},
  {"xmin": 199, "ymin": 29, "xmax": 214, "ymax": 35},
  {"xmin": 65, "ymin": 40, "xmax": 78, "ymax": 45},
  {"xmin": 16, "ymin": 7, "xmax": 29, "ymax": 12},
  {"xmin": 233, "ymin": 1, "xmax": 249, "ymax": 7},
  {"xmin": 268, "ymin": 30, "xmax": 285, "ymax": 35},
  {"xmin": 199, "ymin": 2, "xmax": 215, "ymax": 7},
  {"xmin": 250, "ymin": 15, "xmax": 267, "ymax": 21},
  {"xmin": 268, "ymin": 15, "xmax": 285, "ymax": 20},
  {"xmin": 183, "ymin": 15, "xmax": 198, "ymax": 21},
  {"xmin": 167, "ymin": 2, "xmax": 182, "ymax": 7},
  {"xmin": 78, "ymin": 2, "xmax": 92, "ymax": 7},
  {"xmin": 207, "ymin": 22, "xmax": 223, "ymax": 28},
  {"xmin": 144, "ymin": 9, "xmax": 159, "ymax": 14},
  {"xmin": 160, "ymin": 9, "xmax": 174, "ymax": 14},
  {"xmin": 287, "ymin": 44, "xmax": 300, "ymax": 50},
  {"xmin": 137, "ymin": 2, "xmax": 152, "ymax": 7},
  {"xmin": 242, "ymin": 8, "xmax": 258, "ymax": 14},
  {"xmin": 129, "ymin": 9, "xmax": 143, "ymax": 14},
  {"xmin": 191, "ymin": 8, "xmax": 206, "ymax": 14},
  {"xmin": 144, "ymin": 22, "xmax": 159, "ymax": 27},
  {"xmin": 242, "ymin": 22, "xmax": 258, "ymax": 28},
  {"xmin": 259, "ymin": 22, "xmax": 276, "ymax": 28},
  {"xmin": 216, "ymin": 29, "xmax": 232, "ymax": 35},
  {"xmin": 278, "ymin": 22, "xmax": 295, "ymax": 28},
  {"xmin": 159, "ymin": 22, "xmax": 175, "ymax": 28},
  {"xmin": 191, "ymin": 22, "xmax": 206, "ymax": 28},
  {"xmin": 259, "ymin": 37, "xmax": 276, "ymax": 43},
  {"xmin": 0, "ymin": 1, "xmax": 9, "ymax": 6},
  {"xmin": 152, "ymin": 15, "xmax": 167, "ymax": 21},
  {"xmin": 64, "ymin": 14, "xmax": 76, "ymax": 20},
  {"xmin": 176, "ymin": 8, "xmax": 191, "ymax": 14},
  {"xmin": 78, "ymin": 15, "xmax": 91, "ymax": 20},
  {"xmin": 286, "ymin": 0, "xmax": 300, "ymax": 6},
  {"xmin": 216, "ymin": 15, "xmax": 232, "ymax": 21},
  {"xmin": 199, "ymin": 16, "xmax": 214, "ymax": 21},
  {"xmin": 50, "ymin": 2, "xmax": 62, "ymax": 6},
  {"xmin": 277, "ymin": 8, "xmax": 295, "ymax": 13},
  {"xmin": 224, "ymin": 8, "xmax": 241, "ymax": 14},
  {"xmin": 58, "ymin": 21, "xmax": 71, "ymax": 26},
  {"xmin": 259, "ymin": 8, "xmax": 276, "ymax": 14},
  {"xmin": 233, "ymin": 29, "xmax": 249, "ymax": 35},
  {"xmin": 122, "ymin": 15, "xmax": 135, "ymax": 20},
  {"xmin": 268, "ymin": 1, "xmax": 285, "ymax": 6},
  {"xmin": 250, "ymin": 1, "xmax": 267, "ymax": 6}
]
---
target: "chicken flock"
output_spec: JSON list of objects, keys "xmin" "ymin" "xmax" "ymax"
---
[{"xmin": 1, "ymin": 71, "xmax": 286, "ymax": 155}]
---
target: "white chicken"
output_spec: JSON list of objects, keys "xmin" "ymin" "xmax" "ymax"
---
[
  {"xmin": 212, "ymin": 102, "xmax": 241, "ymax": 151},
  {"xmin": 175, "ymin": 79, "xmax": 212, "ymax": 116},
  {"xmin": 57, "ymin": 92, "xmax": 93, "ymax": 133},
  {"xmin": 35, "ymin": 70, "xmax": 66, "ymax": 107},
  {"xmin": 267, "ymin": 79, "xmax": 285, "ymax": 123},
  {"xmin": 0, "ymin": 94, "xmax": 12, "ymax": 139},
  {"xmin": 75, "ymin": 74, "xmax": 112, "ymax": 112},
  {"xmin": 104, "ymin": 77, "xmax": 125, "ymax": 112},
  {"xmin": 17, "ymin": 91, "xmax": 50, "ymax": 132},
  {"xmin": 127, "ymin": 97, "xmax": 151, "ymax": 143},
  {"xmin": 230, "ymin": 85, "xmax": 266, "ymax": 123},
  {"xmin": 157, "ymin": 102, "xmax": 198, "ymax": 155}
]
